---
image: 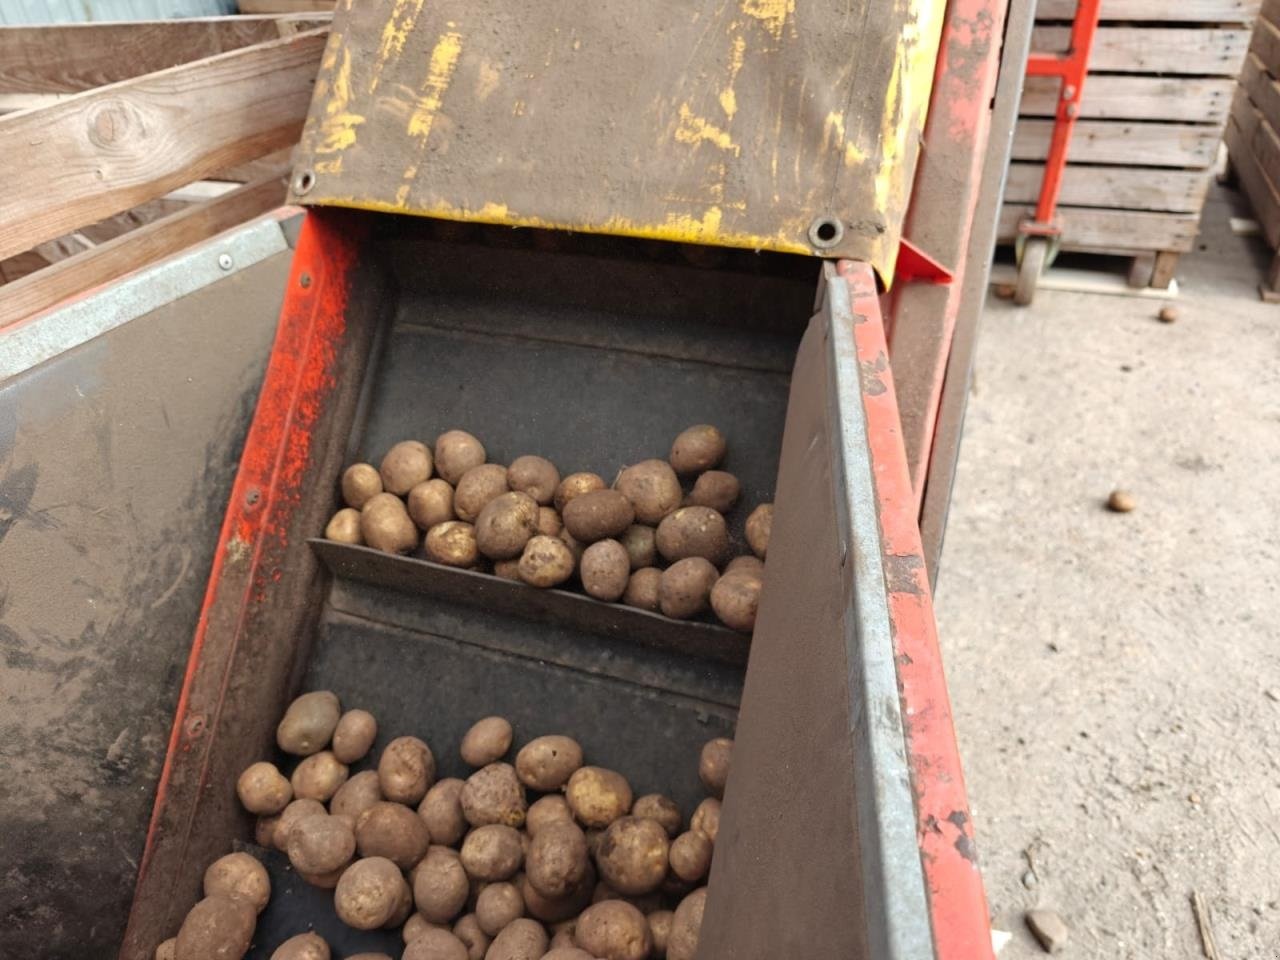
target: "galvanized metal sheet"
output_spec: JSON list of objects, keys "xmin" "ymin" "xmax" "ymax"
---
[{"xmin": 290, "ymin": 0, "xmax": 945, "ymax": 281}]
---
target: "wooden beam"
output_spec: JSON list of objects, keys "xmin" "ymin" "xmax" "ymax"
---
[
  {"xmin": 998, "ymin": 205, "xmax": 1201, "ymax": 252},
  {"xmin": 0, "ymin": 29, "xmax": 324, "ymax": 263},
  {"xmin": 1004, "ymin": 162, "xmax": 1210, "ymax": 213},
  {"xmin": 1240, "ymin": 53, "xmax": 1280, "ymax": 126},
  {"xmin": 1031, "ymin": 26, "xmax": 1251, "ymax": 76},
  {"xmin": 1013, "ymin": 119, "xmax": 1223, "ymax": 168},
  {"xmin": 1035, "ymin": 0, "xmax": 1259, "ymax": 19},
  {"xmin": 1020, "ymin": 75, "xmax": 1235, "ymax": 124},
  {"xmin": 0, "ymin": 15, "xmax": 329, "ymax": 94},
  {"xmin": 1225, "ymin": 118, "xmax": 1280, "ymax": 248},
  {"xmin": 0, "ymin": 175, "xmax": 288, "ymax": 328}
]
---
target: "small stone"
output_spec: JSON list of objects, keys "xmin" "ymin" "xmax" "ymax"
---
[
  {"xmin": 1158, "ymin": 305, "xmax": 1178, "ymax": 323},
  {"xmin": 1025, "ymin": 908, "xmax": 1069, "ymax": 953},
  {"xmin": 1022, "ymin": 870, "xmax": 1038, "ymax": 889},
  {"xmin": 1188, "ymin": 792, "xmax": 1201, "ymax": 805},
  {"xmin": 1106, "ymin": 489, "xmax": 1136, "ymax": 513}
]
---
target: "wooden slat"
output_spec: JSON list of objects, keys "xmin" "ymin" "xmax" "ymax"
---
[
  {"xmin": 0, "ymin": 29, "xmax": 324, "ymax": 263},
  {"xmin": 1239, "ymin": 53, "xmax": 1280, "ymax": 126},
  {"xmin": 1004, "ymin": 162, "xmax": 1211, "ymax": 212},
  {"xmin": 0, "ymin": 15, "xmax": 328, "ymax": 94},
  {"xmin": 998, "ymin": 205, "xmax": 1201, "ymax": 251},
  {"xmin": 1251, "ymin": 19, "xmax": 1280, "ymax": 73},
  {"xmin": 1035, "ymin": 0, "xmax": 1259, "ymax": 20},
  {"xmin": 1225, "ymin": 119, "xmax": 1280, "ymax": 246},
  {"xmin": 239, "ymin": 0, "xmax": 338, "ymax": 11},
  {"xmin": 1013, "ymin": 119, "xmax": 1222, "ymax": 168},
  {"xmin": 0, "ymin": 175, "xmax": 287, "ymax": 328},
  {"xmin": 1020, "ymin": 75, "xmax": 1235, "ymax": 123},
  {"xmin": 1031, "ymin": 26, "xmax": 1251, "ymax": 75},
  {"xmin": 1265, "ymin": 0, "xmax": 1280, "ymax": 27},
  {"xmin": 1230, "ymin": 88, "xmax": 1280, "ymax": 204}
]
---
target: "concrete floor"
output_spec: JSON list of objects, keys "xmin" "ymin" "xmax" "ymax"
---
[{"xmin": 935, "ymin": 182, "xmax": 1280, "ymax": 959}]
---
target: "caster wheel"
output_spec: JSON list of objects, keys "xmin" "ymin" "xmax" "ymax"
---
[{"xmin": 1015, "ymin": 237, "xmax": 1049, "ymax": 306}]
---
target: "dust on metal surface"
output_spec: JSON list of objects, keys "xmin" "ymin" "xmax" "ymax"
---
[{"xmin": 289, "ymin": 0, "xmax": 946, "ymax": 282}]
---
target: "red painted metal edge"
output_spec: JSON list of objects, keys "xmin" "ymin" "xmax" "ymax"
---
[{"xmin": 841, "ymin": 259, "xmax": 993, "ymax": 960}]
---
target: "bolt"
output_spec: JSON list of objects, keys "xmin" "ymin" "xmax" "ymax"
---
[
  {"xmin": 1066, "ymin": 103, "xmax": 1079, "ymax": 118},
  {"xmin": 300, "ymin": 272, "xmax": 312, "ymax": 288},
  {"xmin": 1062, "ymin": 84, "xmax": 1076, "ymax": 101},
  {"xmin": 217, "ymin": 253, "xmax": 233, "ymax": 270}
]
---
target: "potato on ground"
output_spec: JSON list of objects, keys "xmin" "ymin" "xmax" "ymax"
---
[
  {"xmin": 686, "ymin": 470, "xmax": 740, "ymax": 513},
  {"xmin": 526, "ymin": 794, "xmax": 574, "ymax": 836},
  {"xmin": 408, "ymin": 479, "xmax": 456, "ymax": 531},
  {"xmin": 331, "ymin": 709, "xmax": 378, "ymax": 764},
  {"xmin": 325, "ymin": 508, "xmax": 363, "ymax": 545},
  {"xmin": 460, "ymin": 823, "xmax": 523, "ymax": 881},
  {"xmin": 517, "ymin": 535, "xmax": 575, "ymax": 588},
  {"xmin": 334, "ymin": 857, "xmax": 405, "ymax": 930},
  {"xmin": 418, "ymin": 778, "xmax": 467, "ymax": 846},
  {"xmin": 655, "ymin": 507, "xmax": 728, "ymax": 564},
  {"xmin": 580, "ymin": 539, "xmax": 630, "ymax": 602},
  {"xmin": 175, "ymin": 896, "xmax": 255, "ymax": 960},
  {"xmin": 460, "ymin": 762, "xmax": 526, "ymax": 828},
  {"xmin": 378, "ymin": 735, "xmax": 436, "ymax": 804},
  {"xmin": 474, "ymin": 881, "xmax": 524, "ymax": 935},
  {"xmin": 507, "ymin": 455, "xmax": 561, "ymax": 505},
  {"xmin": 666, "ymin": 888, "xmax": 707, "ymax": 960},
  {"xmin": 434, "ymin": 430, "xmax": 486, "ymax": 485},
  {"xmin": 614, "ymin": 459, "xmax": 682, "ymax": 524},
  {"xmin": 272, "ymin": 798, "xmax": 327, "ymax": 851},
  {"xmin": 648, "ymin": 910, "xmax": 673, "ymax": 959},
  {"xmin": 658, "ymin": 558, "xmax": 718, "ymax": 620},
  {"xmin": 277, "ymin": 690, "xmax": 341, "ymax": 756},
  {"xmin": 292, "ymin": 750, "xmax": 349, "ymax": 802},
  {"xmin": 745, "ymin": 502, "xmax": 773, "ymax": 559},
  {"xmin": 355, "ymin": 801, "xmax": 431, "ymax": 869},
  {"xmin": 413, "ymin": 846, "xmax": 470, "ymax": 923},
  {"xmin": 475, "ymin": 491, "xmax": 539, "ymax": 560},
  {"xmin": 289, "ymin": 813, "xmax": 356, "ymax": 876},
  {"xmin": 461, "ymin": 716, "xmax": 513, "ymax": 767},
  {"xmin": 484, "ymin": 917, "xmax": 548, "ymax": 960},
  {"xmin": 270, "ymin": 931, "xmax": 330, "ymax": 960},
  {"xmin": 341, "ymin": 463, "xmax": 382, "ymax": 509},
  {"xmin": 454, "ymin": 464, "xmax": 510, "ymax": 523},
  {"xmin": 380, "ymin": 440, "xmax": 434, "ymax": 495},
  {"xmin": 237, "ymin": 761, "xmax": 292, "ymax": 815},
  {"xmin": 424, "ymin": 521, "xmax": 478, "ymax": 567},
  {"xmin": 360, "ymin": 492, "xmax": 418, "ymax": 554},
  {"xmin": 402, "ymin": 928, "xmax": 469, "ymax": 960},
  {"xmin": 630, "ymin": 794, "xmax": 681, "ymax": 838},
  {"xmin": 452, "ymin": 914, "xmax": 490, "ymax": 960},
  {"xmin": 621, "ymin": 568, "xmax": 662, "ymax": 612},
  {"xmin": 597, "ymin": 816, "xmax": 669, "ymax": 895},
  {"xmin": 668, "ymin": 830, "xmax": 711, "ymax": 884},
  {"xmin": 535, "ymin": 506, "xmax": 562, "ymax": 537},
  {"xmin": 565, "ymin": 766, "xmax": 632, "ymax": 828},
  {"xmin": 526, "ymin": 820, "xmax": 589, "ymax": 899},
  {"xmin": 330, "ymin": 770, "xmax": 382, "ymax": 821},
  {"xmin": 562, "ymin": 489, "xmax": 635, "ymax": 543},
  {"xmin": 519, "ymin": 862, "xmax": 595, "ymax": 923},
  {"xmin": 576, "ymin": 900, "xmax": 653, "ymax": 960},
  {"xmin": 669, "ymin": 425, "xmax": 726, "ymax": 475},
  {"xmin": 554, "ymin": 472, "xmax": 605, "ymax": 513},
  {"xmin": 698, "ymin": 737, "xmax": 733, "ymax": 798},
  {"xmin": 619, "ymin": 524, "xmax": 656, "ymax": 570},
  {"xmin": 690, "ymin": 798, "xmax": 720, "ymax": 844},
  {"xmin": 203, "ymin": 852, "xmax": 270, "ymax": 913},
  {"xmin": 515, "ymin": 734, "xmax": 583, "ymax": 791}
]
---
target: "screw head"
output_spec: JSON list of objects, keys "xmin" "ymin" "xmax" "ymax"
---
[{"xmin": 217, "ymin": 253, "xmax": 233, "ymax": 270}]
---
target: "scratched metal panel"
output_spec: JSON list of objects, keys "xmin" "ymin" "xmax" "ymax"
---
[{"xmin": 289, "ymin": 0, "xmax": 946, "ymax": 282}]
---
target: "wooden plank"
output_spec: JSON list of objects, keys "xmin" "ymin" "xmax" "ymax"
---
[
  {"xmin": 1013, "ymin": 119, "xmax": 1222, "ymax": 168},
  {"xmin": 1250, "ymin": 17, "xmax": 1280, "ymax": 66},
  {"xmin": 1230, "ymin": 88, "xmax": 1280, "ymax": 203},
  {"xmin": 1020, "ymin": 75, "xmax": 1235, "ymax": 123},
  {"xmin": 1127, "ymin": 252, "xmax": 1156, "ymax": 287},
  {"xmin": 1036, "ymin": 0, "xmax": 1259, "ymax": 20},
  {"xmin": 998, "ymin": 205, "xmax": 1201, "ymax": 251},
  {"xmin": 1150, "ymin": 251, "xmax": 1180, "ymax": 288},
  {"xmin": 1240, "ymin": 53, "xmax": 1280, "ymax": 126},
  {"xmin": 1004, "ymin": 162, "xmax": 1210, "ymax": 212},
  {"xmin": 0, "ymin": 15, "xmax": 328, "ymax": 94},
  {"xmin": 1225, "ymin": 118, "xmax": 1280, "ymax": 246},
  {"xmin": 240, "ymin": 0, "xmax": 338, "ymax": 11},
  {"xmin": 1263, "ymin": 0, "xmax": 1280, "ymax": 27},
  {"xmin": 0, "ymin": 175, "xmax": 287, "ymax": 328},
  {"xmin": 0, "ymin": 30, "xmax": 324, "ymax": 263},
  {"xmin": 1032, "ymin": 26, "xmax": 1251, "ymax": 75}
]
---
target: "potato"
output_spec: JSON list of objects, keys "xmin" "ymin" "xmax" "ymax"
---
[
  {"xmin": 562, "ymin": 490, "xmax": 635, "ymax": 543},
  {"xmin": 507, "ymin": 455, "xmax": 561, "ymax": 505},
  {"xmin": 331, "ymin": 709, "xmax": 378, "ymax": 764},
  {"xmin": 289, "ymin": 813, "xmax": 356, "ymax": 876},
  {"xmin": 618, "ymin": 525, "xmax": 656, "ymax": 570},
  {"xmin": 402, "ymin": 929, "xmax": 469, "ymax": 960},
  {"xmin": 725, "ymin": 554, "xmax": 763, "ymax": 575},
  {"xmin": 542, "ymin": 950, "xmax": 595, "ymax": 960},
  {"xmin": 341, "ymin": 463, "xmax": 383, "ymax": 509},
  {"xmin": 460, "ymin": 763, "xmax": 526, "ymax": 828},
  {"xmin": 273, "ymin": 798, "xmax": 328, "ymax": 851},
  {"xmin": 418, "ymin": 778, "xmax": 467, "ymax": 847},
  {"xmin": 331, "ymin": 770, "xmax": 383, "ymax": 821},
  {"xmin": 361, "ymin": 493, "xmax": 419, "ymax": 554},
  {"xmin": 686, "ymin": 471, "xmax": 740, "ymax": 514},
  {"xmin": 669, "ymin": 425, "xmax": 726, "ymax": 475},
  {"xmin": 658, "ymin": 558, "xmax": 718, "ymax": 620},
  {"xmin": 325, "ymin": 508, "xmax": 363, "ymax": 545},
  {"xmin": 413, "ymin": 846, "xmax": 470, "ymax": 923},
  {"xmin": 698, "ymin": 737, "xmax": 732, "ymax": 799},
  {"xmin": 408, "ymin": 479, "xmax": 456, "ymax": 531},
  {"xmin": 300, "ymin": 864, "xmax": 347, "ymax": 889},
  {"xmin": 203, "ymin": 852, "xmax": 271, "ymax": 913},
  {"xmin": 270, "ymin": 931, "xmax": 330, "ymax": 960},
  {"xmin": 485, "ymin": 917, "xmax": 548, "ymax": 960},
  {"xmin": 576, "ymin": 900, "xmax": 652, "ymax": 960},
  {"xmin": 745, "ymin": 503, "xmax": 773, "ymax": 559},
  {"xmin": 614, "ymin": 460, "xmax": 682, "ymax": 524},
  {"xmin": 559, "ymin": 529, "xmax": 587, "ymax": 567},
  {"xmin": 666, "ymin": 888, "xmax": 706, "ymax": 960},
  {"xmin": 526, "ymin": 820, "xmax": 589, "ymax": 899},
  {"xmin": 548, "ymin": 920, "xmax": 577, "ymax": 949},
  {"xmin": 334, "ymin": 856, "xmax": 404, "ymax": 929},
  {"xmin": 387, "ymin": 875, "xmax": 417, "ymax": 928},
  {"xmin": 690, "ymin": 798, "xmax": 720, "ymax": 844},
  {"xmin": 356, "ymin": 801, "xmax": 431, "ymax": 869},
  {"xmin": 236, "ymin": 761, "xmax": 292, "ymax": 815},
  {"xmin": 381, "ymin": 441, "xmax": 434, "ymax": 495},
  {"xmin": 277, "ymin": 690, "xmax": 341, "ymax": 756},
  {"xmin": 565, "ymin": 767, "xmax": 632, "ymax": 829},
  {"xmin": 155, "ymin": 937, "xmax": 177, "ymax": 960},
  {"xmin": 493, "ymin": 558, "xmax": 522, "ymax": 581},
  {"xmin": 404, "ymin": 913, "xmax": 446, "ymax": 945},
  {"xmin": 668, "ymin": 831, "xmax": 711, "ymax": 884},
  {"xmin": 590, "ymin": 882, "xmax": 663, "ymax": 916},
  {"xmin": 554, "ymin": 472, "xmax": 606, "ymax": 513},
  {"xmin": 175, "ymin": 896, "xmax": 255, "ymax": 960},
  {"xmin": 454, "ymin": 464, "xmax": 510, "ymax": 523},
  {"xmin": 476, "ymin": 492, "xmax": 539, "ymax": 560},
  {"xmin": 378, "ymin": 736, "xmax": 436, "ymax": 805},
  {"xmin": 621, "ymin": 568, "xmax": 662, "ymax": 612},
  {"xmin": 630, "ymin": 795, "xmax": 681, "ymax": 838},
  {"xmin": 648, "ymin": 910, "xmax": 673, "ymax": 959},
  {"xmin": 461, "ymin": 716, "xmax": 513, "ymax": 767},
  {"xmin": 292, "ymin": 750, "xmax": 349, "ymax": 802},
  {"xmin": 515, "ymin": 735, "xmax": 583, "ymax": 791},
  {"xmin": 460, "ymin": 824, "xmax": 524, "ymax": 881},
  {"xmin": 516, "ymin": 535, "xmax": 576, "ymax": 588},
  {"xmin": 526, "ymin": 795, "xmax": 574, "ymax": 836},
  {"xmin": 452, "ymin": 913, "xmax": 490, "ymax": 960},
  {"xmin": 519, "ymin": 861, "xmax": 595, "ymax": 923},
  {"xmin": 655, "ymin": 507, "xmax": 728, "ymax": 564},
  {"xmin": 535, "ymin": 507, "xmax": 563, "ymax": 538},
  {"xmin": 580, "ymin": 539, "xmax": 630, "ymax": 602},
  {"xmin": 255, "ymin": 815, "xmax": 279, "ymax": 848},
  {"xmin": 435, "ymin": 430, "xmax": 487, "ymax": 485},
  {"xmin": 597, "ymin": 817, "xmax": 669, "ymax": 895},
  {"xmin": 475, "ymin": 881, "xmax": 524, "ymax": 935},
  {"xmin": 424, "ymin": 521, "xmax": 479, "ymax": 567}
]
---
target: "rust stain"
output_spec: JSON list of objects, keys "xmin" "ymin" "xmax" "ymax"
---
[{"xmin": 884, "ymin": 553, "xmax": 924, "ymax": 596}]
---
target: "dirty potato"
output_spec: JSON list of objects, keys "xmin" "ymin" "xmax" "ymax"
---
[
  {"xmin": 520, "ymin": 862, "xmax": 596, "ymax": 923},
  {"xmin": 686, "ymin": 471, "xmax": 740, "ymax": 513},
  {"xmin": 475, "ymin": 492, "xmax": 539, "ymax": 560},
  {"xmin": 332, "ymin": 709, "xmax": 378, "ymax": 764},
  {"xmin": 690, "ymin": 798, "xmax": 720, "ymax": 844},
  {"xmin": 475, "ymin": 881, "xmax": 525, "ymax": 936},
  {"xmin": 424, "ymin": 521, "xmax": 478, "ymax": 567},
  {"xmin": 378, "ymin": 736, "xmax": 436, "ymax": 805},
  {"xmin": 710, "ymin": 568, "xmax": 760, "ymax": 632},
  {"xmin": 725, "ymin": 555, "xmax": 763, "ymax": 575},
  {"xmin": 461, "ymin": 716, "xmax": 513, "ymax": 767},
  {"xmin": 597, "ymin": 817, "xmax": 669, "ymax": 895},
  {"xmin": 460, "ymin": 762, "xmax": 526, "ymax": 828},
  {"xmin": 526, "ymin": 794, "xmax": 574, "ymax": 836},
  {"xmin": 460, "ymin": 824, "xmax": 523, "ymax": 881},
  {"xmin": 413, "ymin": 846, "xmax": 470, "ymax": 923},
  {"xmin": 484, "ymin": 917, "xmax": 548, "ymax": 960},
  {"xmin": 494, "ymin": 558, "xmax": 522, "ymax": 581},
  {"xmin": 273, "ymin": 798, "xmax": 328, "ymax": 851},
  {"xmin": 292, "ymin": 750, "xmax": 349, "ymax": 802},
  {"xmin": 325, "ymin": 508, "xmax": 363, "ymax": 545},
  {"xmin": 356, "ymin": 801, "xmax": 431, "ymax": 869},
  {"xmin": 289, "ymin": 813, "xmax": 357, "ymax": 876},
  {"xmin": 562, "ymin": 490, "xmax": 635, "ymax": 543},
  {"xmin": 507, "ymin": 455, "xmax": 561, "ymax": 505},
  {"xmin": 342, "ymin": 463, "xmax": 383, "ymax": 510},
  {"xmin": 542, "ymin": 949, "xmax": 595, "ymax": 960},
  {"xmin": 408, "ymin": 479, "xmax": 456, "ymax": 531},
  {"xmin": 517, "ymin": 535, "xmax": 576, "ymax": 588},
  {"xmin": 630, "ymin": 795, "xmax": 681, "ymax": 838},
  {"xmin": 270, "ymin": 931, "xmax": 330, "ymax": 960},
  {"xmin": 621, "ymin": 568, "xmax": 662, "ymax": 612},
  {"xmin": 559, "ymin": 528, "xmax": 587, "ymax": 567},
  {"xmin": 698, "ymin": 737, "xmax": 733, "ymax": 799},
  {"xmin": 403, "ymin": 928, "xmax": 469, "ymax": 960},
  {"xmin": 434, "ymin": 430, "xmax": 487, "ymax": 486},
  {"xmin": 237, "ymin": 761, "xmax": 292, "ymax": 815},
  {"xmin": 418, "ymin": 778, "xmax": 467, "ymax": 847},
  {"xmin": 575, "ymin": 900, "xmax": 653, "ymax": 960},
  {"xmin": 655, "ymin": 507, "xmax": 728, "ymax": 564},
  {"xmin": 526, "ymin": 821, "xmax": 589, "ymax": 900},
  {"xmin": 380, "ymin": 441, "xmax": 434, "ymax": 495},
  {"xmin": 454, "ymin": 464, "xmax": 510, "ymax": 523},
  {"xmin": 668, "ymin": 831, "xmax": 711, "ymax": 884},
  {"xmin": 277, "ymin": 690, "xmax": 341, "ymax": 756},
  {"xmin": 745, "ymin": 503, "xmax": 773, "ymax": 559},
  {"xmin": 619, "ymin": 525, "xmax": 656, "ymax": 570},
  {"xmin": 648, "ymin": 910, "xmax": 673, "ymax": 959},
  {"xmin": 515, "ymin": 735, "xmax": 583, "ymax": 791},
  {"xmin": 658, "ymin": 558, "xmax": 718, "ymax": 620},
  {"xmin": 335, "ymin": 857, "xmax": 407, "ymax": 930},
  {"xmin": 669, "ymin": 426, "xmax": 726, "ymax": 475},
  {"xmin": 535, "ymin": 507, "xmax": 563, "ymax": 537},
  {"xmin": 565, "ymin": 767, "xmax": 633, "ymax": 829},
  {"xmin": 361, "ymin": 492, "xmax": 419, "ymax": 554},
  {"xmin": 614, "ymin": 459, "xmax": 682, "ymax": 524},
  {"xmin": 580, "ymin": 539, "xmax": 631, "ymax": 602},
  {"xmin": 330, "ymin": 770, "xmax": 382, "ymax": 821},
  {"xmin": 666, "ymin": 888, "xmax": 707, "ymax": 960},
  {"xmin": 203, "ymin": 852, "xmax": 271, "ymax": 914},
  {"xmin": 452, "ymin": 913, "xmax": 490, "ymax": 960},
  {"xmin": 554, "ymin": 472, "xmax": 606, "ymax": 513},
  {"xmin": 175, "ymin": 896, "xmax": 255, "ymax": 960}
]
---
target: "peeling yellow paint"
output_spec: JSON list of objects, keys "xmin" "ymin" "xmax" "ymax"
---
[
  {"xmin": 675, "ymin": 103, "xmax": 739, "ymax": 155},
  {"xmin": 720, "ymin": 34, "xmax": 746, "ymax": 120},
  {"xmin": 315, "ymin": 46, "xmax": 365, "ymax": 156},
  {"xmin": 740, "ymin": 0, "xmax": 794, "ymax": 40},
  {"xmin": 845, "ymin": 142, "xmax": 866, "ymax": 167},
  {"xmin": 823, "ymin": 111, "xmax": 846, "ymax": 153},
  {"xmin": 370, "ymin": 0, "xmax": 424, "ymax": 94},
  {"xmin": 315, "ymin": 157, "xmax": 343, "ymax": 175},
  {"xmin": 719, "ymin": 88, "xmax": 737, "ymax": 119},
  {"xmin": 407, "ymin": 32, "xmax": 464, "ymax": 138},
  {"xmin": 513, "ymin": 100, "xmax": 526, "ymax": 117}
]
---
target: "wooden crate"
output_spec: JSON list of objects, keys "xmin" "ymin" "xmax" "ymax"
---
[
  {"xmin": 1002, "ymin": 0, "xmax": 1259, "ymax": 287},
  {"xmin": 1226, "ymin": 0, "xmax": 1280, "ymax": 298}
]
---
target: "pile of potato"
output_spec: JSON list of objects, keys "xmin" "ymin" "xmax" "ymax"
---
[
  {"xmin": 157, "ymin": 692, "xmax": 728, "ymax": 960},
  {"xmin": 323, "ymin": 427, "xmax": 772, "ymax": 633}
]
